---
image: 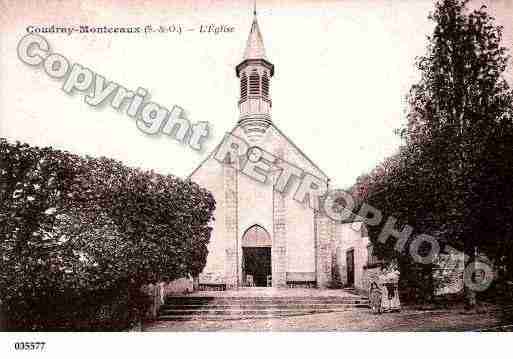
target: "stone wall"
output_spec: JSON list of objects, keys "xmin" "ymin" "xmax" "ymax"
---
[
  {"xmin": 223, "ymin": 162, "xmax": 239, "ymax": 288},
  {"xmin": 433, "ymin": 252, "xmax": 465, "ymax": 295},
  {"xmin": 335, "ymin": 223, "xmax": 370, "ymax": 291},
  {"xmin": 272, "ymin": 173, "xmax": 287, "ymax": 287},
  {"xmin": 315, "ymin": 215, "xmax": 333, "ymax": 288},
  {"xmin": 271, "ymin": 148, "xmax": 288, "ymax": 287}
]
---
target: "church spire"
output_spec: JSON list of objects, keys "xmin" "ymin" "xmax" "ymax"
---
[
  {"xmin": 236, "ymin": 6, "xmax": 275, "ymax": 134},
  {"xmin": 243, "ymin": 7, "xmax": 267, "ymax": 60}
]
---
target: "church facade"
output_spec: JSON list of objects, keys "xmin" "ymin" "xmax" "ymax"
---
[{"xmin": 190, "ymin": 13, "xmax": 371, "ymax": 291}]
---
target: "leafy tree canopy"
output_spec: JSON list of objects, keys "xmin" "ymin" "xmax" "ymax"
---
[{"xmin": 0, "ymin": 138, "xmax": 215, "ymax": 330}]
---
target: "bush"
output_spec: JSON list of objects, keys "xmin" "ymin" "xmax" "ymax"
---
[{"xmin": 0, "ymin": 139, "xmax": 215, "ymax": 330}]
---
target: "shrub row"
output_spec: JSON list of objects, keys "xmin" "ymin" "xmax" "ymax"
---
[{"xmin": 0, "ymin": 139, "xmax": 215, "ymax": 330}]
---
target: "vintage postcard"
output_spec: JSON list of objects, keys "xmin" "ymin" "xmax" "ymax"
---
[{"xmin": 1, "ymin": 0, "xmax": 513, "ymax": 357}]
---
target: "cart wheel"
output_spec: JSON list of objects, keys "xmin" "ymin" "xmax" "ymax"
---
[{"xmin": 370, "ymin": 288, "xmax": 382, "ymax": 314}]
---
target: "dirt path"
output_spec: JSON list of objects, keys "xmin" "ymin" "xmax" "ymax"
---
[{"xmin": 144, "ymin": 305, "xmax": 511, "ymax": 332}]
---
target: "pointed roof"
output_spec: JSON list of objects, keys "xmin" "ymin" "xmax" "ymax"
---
[{"xmin": 243, "ymin": 13, "xmax": 267, "ymax": 60}]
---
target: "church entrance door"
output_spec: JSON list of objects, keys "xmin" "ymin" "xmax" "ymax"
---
[
  {"xmin": 346, "ymin": 249, "xmax": 355, "ymax": 287},
  {"xmin": 242, "ymin": 247, "xmax": 271, "ymax": 287},
  {"xmin": 241, "ymin": 225, "xmax": 272, "ymax": 287}
]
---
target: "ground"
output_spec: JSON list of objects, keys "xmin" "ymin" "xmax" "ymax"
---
[
  {"xmin": 143, "ymin": 288, "xmax": 513, "ymax": 332},
  {"xmin": 144, "ymin": 306, "xmax": 511, "ymax": 332}
]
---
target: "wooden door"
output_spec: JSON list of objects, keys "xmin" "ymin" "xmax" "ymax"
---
[{"xmin": 346, "ymin": 249, "xmax": 355, "ymax": 287}]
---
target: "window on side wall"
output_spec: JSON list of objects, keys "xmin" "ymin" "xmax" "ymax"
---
[{"xmin": 367, "ymin": 244, "xmax": 379, "ymax": 266}]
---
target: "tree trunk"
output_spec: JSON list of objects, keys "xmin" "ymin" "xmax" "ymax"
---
[
  {"xmin": 464, "ymin": 284, "xmax": 477, "ymax": 309},
  {"xmin": 464, "ymin": 248, "xmax": 477, "ymax": 310}
]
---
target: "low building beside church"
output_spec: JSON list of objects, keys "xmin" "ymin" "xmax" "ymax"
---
[{"xmin": 190, "ymin": 12, "xmax": 371, "ymax": 292}]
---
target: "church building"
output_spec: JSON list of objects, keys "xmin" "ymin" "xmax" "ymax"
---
[{"xmin": 190, "ymin": 11, "xmax": 371, "ymax": 291}]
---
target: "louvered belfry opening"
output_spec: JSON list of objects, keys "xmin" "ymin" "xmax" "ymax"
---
[
  {"xmin": 262, "ymin": 73, "xmax": 269, "ymax": 98},
  {"xmin": 249, "ymin": 70, "xmax": 260, "ymax": 96},
  {"xmin": 240, "ymin": 72, "xmax": 248, "ymax": 100}
]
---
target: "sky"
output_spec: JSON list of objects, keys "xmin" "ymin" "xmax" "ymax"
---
[{"xmin": 1, "ymin": 0, "xmax": 512, "ymax": 188}]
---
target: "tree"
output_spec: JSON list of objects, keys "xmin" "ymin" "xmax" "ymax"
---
[
  {"xmin": 351, "ymin": 0, "xmax": 513, "ymax": 306},
  {"xmin": 401, "ymin": 0, "xmax": 513, "ymax": 307}
]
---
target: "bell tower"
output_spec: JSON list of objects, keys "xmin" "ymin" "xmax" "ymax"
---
[{"xmin": 236, "ymin": 8, "xmax": 274, "ymax": 138}]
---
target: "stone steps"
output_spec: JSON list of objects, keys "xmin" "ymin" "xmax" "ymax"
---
[
  {"xmin": 159, "ymin": 307, "xmax": 367, "ymax": 317},
  {"xmin": 157, "ymin": 295, "xmax": 370, "ymax": 321},
  {"xmin": 164, "ymin": 297, "xmax": 369, "ymax": 304},
  {"xmin": 161, "ymin": 304, "xmax": 368, "ymax": 309}
]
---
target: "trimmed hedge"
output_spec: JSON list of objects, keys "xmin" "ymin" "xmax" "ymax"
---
[{"xmin": 0, "ymin": 139, "xmax": 215, "ymax": 330}]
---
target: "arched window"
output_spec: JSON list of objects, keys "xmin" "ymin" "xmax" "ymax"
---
[
  {"xmin": 262, "ymin": 73, "xmax": 269, "ymax": 98},
  {"xmin": 242, "ymin": 224, "xmax": 271, "ymax": 247},
  {"xmin": 249, "ymin": 70, "xmax": 260, "ymax": 96},
  {"xmin": 240, "ymin": 73, "xmax": 248, "ymax": 100}
]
